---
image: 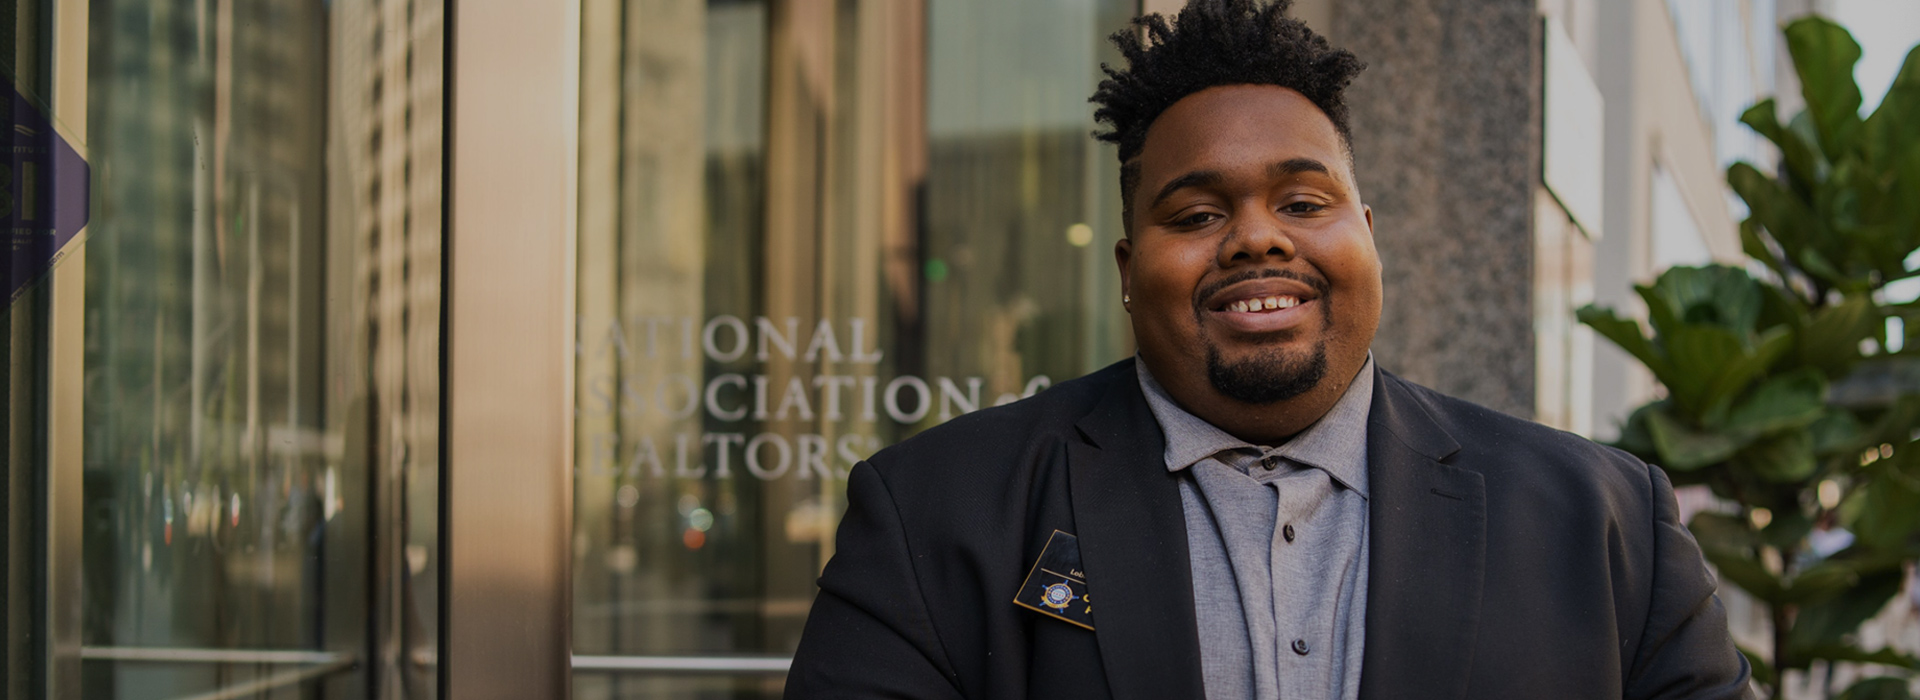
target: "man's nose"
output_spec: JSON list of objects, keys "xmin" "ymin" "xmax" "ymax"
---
[{"xmin": 1217, "ymin": 206, "xmax": 1297, "ymax": 266}]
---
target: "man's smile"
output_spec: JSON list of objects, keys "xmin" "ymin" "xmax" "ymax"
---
[
  {"xmin": 1198, "ymin": 273, "xmax": 1326, "ymax": 335},
  {"xmin": 1222, "ymin": 295, "xmax": 1300, "ymax": 313}
]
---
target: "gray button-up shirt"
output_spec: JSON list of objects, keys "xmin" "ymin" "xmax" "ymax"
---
[{"xmin": 1137, "ymin": 357, "xmax": 1373, "ymax": 700}]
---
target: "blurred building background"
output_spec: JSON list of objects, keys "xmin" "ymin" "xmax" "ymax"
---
[{"xmin": 2, "ymin": 0, "xmax": 1915, "ymax": 698}]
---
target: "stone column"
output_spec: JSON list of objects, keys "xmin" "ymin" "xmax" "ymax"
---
[{"xmin": 1332, "ymin": 0, "xmax": 1542, "ymax": 418}]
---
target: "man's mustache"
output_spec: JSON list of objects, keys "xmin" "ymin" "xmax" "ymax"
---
[{"xmin": 1191, "ymin": 268, "xmax": 1332, "ymax": 315}]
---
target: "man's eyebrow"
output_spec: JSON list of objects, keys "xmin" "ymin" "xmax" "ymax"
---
[
  {"xmin": 1269, "ymin": 158, "xmax": 1331, "ymax": 178},
  {"xmin": 1148, "ymin": 170, "xmax": 1223, "ymax": 210}
]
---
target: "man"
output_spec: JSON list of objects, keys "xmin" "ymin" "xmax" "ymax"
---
[{"xmin": 786, "ymin": 1, "xmax": 1753, "ymax": 698}]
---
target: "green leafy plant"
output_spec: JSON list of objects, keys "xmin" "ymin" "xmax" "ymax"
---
[{"xmin": 1578, "ymin": 16, "xmax": 1920, "ymax": 700}]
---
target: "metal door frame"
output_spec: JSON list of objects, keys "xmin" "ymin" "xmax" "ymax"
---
[{"xmin": 44, "ymin": 0, "xmax": 90, "ymax": 694}]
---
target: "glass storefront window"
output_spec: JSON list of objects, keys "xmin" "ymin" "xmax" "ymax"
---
[
  {"xmin": 68, "ymin": 0, "xmax": 445, "ymax": 697},
  {"xmin": 572, "ymin": 0, "xmax": 1134, "ymax": 696}
]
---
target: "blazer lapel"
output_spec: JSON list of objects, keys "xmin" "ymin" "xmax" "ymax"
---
[
  {"xmin": 1067, "ymin": 361, "xmax": 1206, "ymax": 700},
  {"xmin": 1358, "ymin": 370, "xmax": 1485, "ymax": 700}
]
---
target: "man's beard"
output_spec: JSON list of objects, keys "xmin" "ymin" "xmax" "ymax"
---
[
  {"xmin": 1205, "ymin": 340, "xmax": 1328, "ymax": 404},
  {"xmin": 1193, "ymin": 269, "xmax": 1333, "ymax": 404}
]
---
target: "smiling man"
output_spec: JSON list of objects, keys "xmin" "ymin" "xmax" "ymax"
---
[{"xmin": 786, "ymin": 2, "xmax": 1752, "ymax": 699}]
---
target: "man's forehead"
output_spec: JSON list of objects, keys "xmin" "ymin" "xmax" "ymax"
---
[{"xmin": 1132, "ymin": 84, "xmax": 1352, "ymax": 186}]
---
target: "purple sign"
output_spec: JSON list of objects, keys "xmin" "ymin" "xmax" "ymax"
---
[{"xmin": 4, "ymin": 76, "xmax": 90, "ymax": 303}]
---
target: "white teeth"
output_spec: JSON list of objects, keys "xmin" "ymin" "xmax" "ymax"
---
[{"xmin": 1226, "ymin": 295, "xmax": 1301, "ymax": 312}]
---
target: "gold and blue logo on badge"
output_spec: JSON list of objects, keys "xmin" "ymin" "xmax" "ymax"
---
[{"xmin": 1013, "ymin": 530, "xmax": 1094, "ymax": 630}]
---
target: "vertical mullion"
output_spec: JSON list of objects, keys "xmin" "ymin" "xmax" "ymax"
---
[
  {"xmin": 442, "ymin": 0, "xmax": 579, "ymax": 697},
  {"xmin": 43, "ymin": 0, "xmax": 87, "ymax": 694}
]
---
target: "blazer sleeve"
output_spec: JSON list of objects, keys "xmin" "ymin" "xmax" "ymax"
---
[
  {"xmin": 786, "ymin": 461, "xmax": 966, "ymax": 700},
  {"xmin": 1624, "ymin": 464, "xmax": 1756, "ymax": 700}
]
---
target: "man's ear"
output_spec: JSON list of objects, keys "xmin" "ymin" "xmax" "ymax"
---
[
  {"xmin": 1114, "ymin": 236, "xmax": 1133, "ymax": 305},
  {"xmin": 1363, "ymin": 204, "xmax": 1374, "ymax": 235}
]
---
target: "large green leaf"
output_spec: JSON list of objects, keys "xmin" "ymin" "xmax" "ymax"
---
[
  {"xmin": 1690, "ymin": 511, "xmax": 1761, "ymax": 553},
  {"xmin": 1638, "ymin": 266, "xmax": 1763, "ymax": 337},
  {"xmin": 1850, "ymin": 467, "xmax": 1920, "ymax": 552},
  {"xmin": 1741, "ymin": 98, "xmax": 1828, "ymax": 190},
  {"xmin": 1741, "ymin": 430, "xmax": 1817, "ymax": 483},
  {"xmin": 1646, "ymin": 407, "xmax": 1743, "ymax": 470},
  {"xmin": 1741, "ymin": 219, "xmax": 1790, "ymax": 280},
  {"xmin": 1724, "ymin": 369, "xmax": 1828, "ymax": 437},
  {"xmin": 1761, "ymin": 509, "xmax": 1816, "ymax": 551},
  {"xmin": 1701, "ymin": 327, "xmax": 1797, "ymax": 427},
  {"xmin": 1577, "ymin": 305, "xmax": 1669, "ymax": 378},
  {"xmin": 1703, "ymin": 546, "xmax": 1785, "ymax": 602},
  {"xmin": 1808, "ymin": 408, "xmax": 1866, "ymax": 456},
  {"xmin": 1799, "ymin": 295, "xmax": 1877, "ymax": 376},
  {"xmin": 1729, "ymin": 163, "xmax": 1829, "ymax": 273},
  {"xmin": 1836, "ymin": 677, "xmax": 1917, "ymax": 700},
  {"xmin": 1790, "ymin": 567, "xmax": 1903, "ymax": 643},
  {"xmin": 1740, "ymin": 97, "xmax": 1786, "ymax": 150},
  {"xmin": 1757, "ymin": 280, "xmax": 1812, "ymax": 330},
  {"xmin": 1862, "ymin": 45, "xmax": 1920, "ymax": 173},
  {"xmin": 1798, "ymin": 244, "xmax": 1849, "ymax": 287},
  {"xmin": 1785, "ymin": 16, "xmax": 1865, "ymax": 156},
  {"xmin": 1776, "ymin": 564, "xmax": 1863, "ymax": 606},
  {"xmin": 1663, "ymin": 325, "xmax": 1751, "ymax": 417}
]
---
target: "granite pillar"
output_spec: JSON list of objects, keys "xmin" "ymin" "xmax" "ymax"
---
[{"xmin": 1332, "ymin": 0, "xmax": 1542, "ymax": 418}]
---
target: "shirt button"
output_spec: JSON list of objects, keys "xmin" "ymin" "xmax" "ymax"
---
[
  {"xmin": 1292, "ymin": 638, "xmax": 1310, "ymax": 656},
  {"xmin": 1262, "ymin": 456, "xmax": 1278, "ymax": 471},
  {"xmin": 1283, "ymin": 524, "xmax": 1296, "ymax": 543}
]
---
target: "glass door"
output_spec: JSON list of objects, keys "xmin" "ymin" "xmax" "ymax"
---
[
  {"xmin": 570, "ymin": 0, "xmax": 1134, "ymax": 696},
  {"xmin": 4, "ymin": 0, "xmax": 447, "ymax": 697}
]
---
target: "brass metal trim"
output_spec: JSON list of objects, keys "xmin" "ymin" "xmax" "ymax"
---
[
  {"xmin": 79, "ymin": 647, "xmax": 350, "ymax": 666},
  {"xmin": 570, "ymin": 654, "xmax": 793, "ymax": 675}
]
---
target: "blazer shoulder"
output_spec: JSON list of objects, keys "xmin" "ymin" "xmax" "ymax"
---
[{"xmin": 1383, "ymin": 372, "xmax": 1656, "ymax": 510}]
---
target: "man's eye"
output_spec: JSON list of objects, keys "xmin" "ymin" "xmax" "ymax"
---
[
  {"xmin": 1281, "ymin": 201, "xmax": 1325, "ymax": 214},
  {"xmin": 1174, "ymin": 212, "xmax": 1220, "ymax": 227}
]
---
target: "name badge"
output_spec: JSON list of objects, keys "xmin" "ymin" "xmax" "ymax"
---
[{"xmin": 1013, "ymin": 530, "xmax": 1094, "ymax": 630}]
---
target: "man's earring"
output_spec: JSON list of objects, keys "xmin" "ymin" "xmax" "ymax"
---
[{"xmin": 1123, "ymin": 294, "xmax": 1131, "ymax": 305}]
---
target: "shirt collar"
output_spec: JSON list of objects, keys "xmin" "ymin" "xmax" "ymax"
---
[{"xmin": 1136, "ymin": 354, "xmax": 1374, "ymax": 497}]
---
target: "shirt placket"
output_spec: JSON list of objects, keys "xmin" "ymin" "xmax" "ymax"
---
[
  {"xmin": 1257, "ymin": 451, "xmax": 1334, "ymax": 700},
  {"xmin": 1192, "ymin": 453, "xmax": 1282, "ymax": 700}
]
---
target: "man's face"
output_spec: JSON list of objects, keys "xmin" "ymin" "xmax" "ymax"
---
[{"xmin": 1115, "ymin": 84, "xmax": 1381, "ymax": 430}]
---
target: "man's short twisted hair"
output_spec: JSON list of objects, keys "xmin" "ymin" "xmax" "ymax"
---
[{"xmin": 1089, "ymin": 0, "xmax": 1365, "ymax": 223}]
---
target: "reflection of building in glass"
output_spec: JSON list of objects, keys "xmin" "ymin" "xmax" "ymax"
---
[
  {"xmin": 81, "ymin": 0, "xmax": 339, "ymax": 693},
  {"xmin": 78, "ymin": 0, "xmax": 443, "ymax": 696},
  {"xmin": 329, "ymin": 0, "xmax": 446, "ymax": 694},
  {"xmin": 575, "ymin": 1, "xmax": 728, "ymax": 692},
  {"xmin": 571, "ymin": 1, "xmax": 1130, "ymax": 696}
]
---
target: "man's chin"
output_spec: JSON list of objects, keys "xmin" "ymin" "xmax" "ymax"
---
[{"xmin": 1204, "ymin": 342, "xmax": 1328, "ymax": 405}]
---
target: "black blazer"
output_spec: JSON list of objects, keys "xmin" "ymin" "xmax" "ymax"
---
[{"xmin": 787, "ymin": 359, "xmax": 1753, "ymax": 699}]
